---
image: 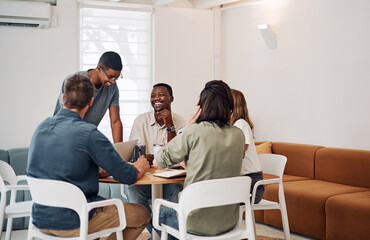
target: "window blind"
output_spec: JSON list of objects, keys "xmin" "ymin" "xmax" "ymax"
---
[{"xmin": 79, "ymin": 4, "xmax": 152, "ymax": 142}]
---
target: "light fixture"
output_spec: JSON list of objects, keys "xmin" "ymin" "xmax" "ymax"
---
[
  {"xmin": 257, "ymin": 24, "xmax": 277, "ymax": 49},
  {"xmin": 190, "ymin": 0, "xmax": 240, "ymax": 9}
]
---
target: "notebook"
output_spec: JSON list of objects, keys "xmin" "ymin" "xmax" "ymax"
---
[
  {"xmin": 153, "ymin": 169, "xmax": 187, "ymax": 178},
  {"xmin": 113, "ymin": 140, "xmax": 138, "ymax": 162}
]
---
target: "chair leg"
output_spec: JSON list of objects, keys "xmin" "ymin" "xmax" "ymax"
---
[
  {"xmin": 27, "ymin": 217, "xmax": 35, "ymax": 240},
  {"xmin": 0, "ymin": 197, "xmax": 6, "ymax": 240},
  {"xmin": 27, "ymin": 232, "xmax": 36, "ymax": 240},
  {"xmin": 116, "ymin": 230, "xmax": 123, "ymax": 240},
  {"xmin": 280, "ymin": 207, "xmax": 290, "ymax": 240},
  {"xmin": 120, "ymin": 184, "xmax": 128, "ymax": 199},
  {"xmin": 244, "ymin": 207, "xmax": 256, "ymax": 240},
  {"xmin": 5, "ymin": 217, "xmax": 13, "ymax": 240},
  {"xmin": 0, "ymin": 219, "xmax": 3, "ymax": 240},
  {"xmin": 251, "ymin": 210, "xmax": 257, "ymax": 239},
  {"xmin": 279, "ymin": 186, "xmax": 290, "ymax": 240},
  {"xmin": 27, "ymin": 233, "xmax": 34, "ymax": 240},
  {"xmin": 161, "ymin": 231, "xmax": 168, "ymax": 240}
]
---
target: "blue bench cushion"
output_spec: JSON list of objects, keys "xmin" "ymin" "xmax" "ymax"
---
[
  {"xmin": 0, "ymin": 150, "xmax": 9, "ymax": 163},
  {"xmin": 1, "ymin": 147, "xmax": 128, "ymax": 231}
]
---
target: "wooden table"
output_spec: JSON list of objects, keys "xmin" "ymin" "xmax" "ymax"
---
[
  {"xmin": 99, "ymin": 167, "xmax": 185, "ymax": 185},
  {"xmin": 100, "ymin": 167, "xmax": 185, "ymax": 240}
]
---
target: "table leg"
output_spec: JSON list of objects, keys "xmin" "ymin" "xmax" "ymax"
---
[{"xmin": 151, "ymin": 184, "xmax": 163, "ymax": 240}]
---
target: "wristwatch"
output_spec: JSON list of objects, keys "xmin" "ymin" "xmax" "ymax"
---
[{"xmin": 166, "ymin": 126, "xmax": 176, "ymax": 132}]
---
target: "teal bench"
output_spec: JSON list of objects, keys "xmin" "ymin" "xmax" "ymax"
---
[{"xmin": 0, "ymin": 147, "xmax": 128, "ymax": 231}]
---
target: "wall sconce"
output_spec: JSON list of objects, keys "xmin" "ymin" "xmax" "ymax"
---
[{"xmin": 257, "ymin": 24, "xmax": 277, "ymax": 49}]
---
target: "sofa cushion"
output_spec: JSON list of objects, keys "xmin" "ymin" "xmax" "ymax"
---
[
  {"xmin": 8, "ymin": 148, "xmax": 29, "ymax": 175},
  {"xmin": 263, "ymin": 173, "xmax": 279, "ymax": 180},
  {"xmin": 2, "ymin": 147, "xmax": 128, "ymax": 231},
  {"xmin": 326, "ymin": 191, "xmax": 370, "ymax": 240},
  {"xmin": 1, "ymin": 148, "xmax": 29, "ymax": 231},
  {"xmin": 283, "ymin": 174, "xmax": 311, "ymax": 182},
  {"xmin": 255, "ymin": 142, "xmax": 272, "ymax": 154},
  {"xmin": 0, "ymin": 149, "xmax": 9, "ymax": 163},
  {"xmin": 271, "ymin": 142, "xmax": 323, "ymax": 179},
  {"xmin": 264, "ymin": 173, "xmax": 309, "ymax": 182},
  {"xmin": 315, "ymin": 147, "xmax": 370, "ymax": 188},
  {"xmin": 263, "ymin": 180, "xmax": 368, "ymax": 240}
]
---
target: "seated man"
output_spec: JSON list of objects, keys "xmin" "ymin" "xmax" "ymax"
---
[
  {"xmin": 27, "ymin": 74, "xmax": 151, "ymax": 240},
  {"xmin": 128, "ymin": 83, "xmax": 186, "ymax": 239}
]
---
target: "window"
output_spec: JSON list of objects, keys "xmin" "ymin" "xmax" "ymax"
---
[{"xmin": 79, "ymin": 3, "xmax": 152, "ymax": 142}]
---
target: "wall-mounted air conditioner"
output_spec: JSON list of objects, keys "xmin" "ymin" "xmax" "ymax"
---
[{"xmin": 0, "ymin": 1, "xmax": 51, "ymax": 28}]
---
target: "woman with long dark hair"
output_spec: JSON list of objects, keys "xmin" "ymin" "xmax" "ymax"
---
[{"xmin": 153, "ymin": 80, "xmax": 245, "ymax": 238}]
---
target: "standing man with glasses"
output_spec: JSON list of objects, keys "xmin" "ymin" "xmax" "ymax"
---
[{"xmin": 54, "ymin": 51, "xmax": 124, "ymax": 143}]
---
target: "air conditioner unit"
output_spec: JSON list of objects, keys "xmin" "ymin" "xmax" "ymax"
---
[{"xmin": 0, "ymin": 1, "xmax": 51, "ymax": 28}]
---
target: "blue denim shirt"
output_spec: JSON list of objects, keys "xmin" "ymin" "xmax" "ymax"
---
[{"xmin": 27, "ymin": 108, "xmax": 137, "ymax": 230}]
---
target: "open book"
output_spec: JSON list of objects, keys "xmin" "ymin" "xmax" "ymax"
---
[{"xmin": 153, "ymin": 169, "xmax": 186, "ymax": 178}]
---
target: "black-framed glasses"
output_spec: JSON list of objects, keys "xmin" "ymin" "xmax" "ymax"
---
[{"xmin": 99, "ymin": 65, "xmax": 123, "ymax": 82}]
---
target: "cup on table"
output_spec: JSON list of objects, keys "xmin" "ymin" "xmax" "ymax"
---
[
  {"xmin": 153, "ymin": 143, "xmax": 165, "ymax": 156},
  {"xmin": 130, "ymin": 143, "xmax": 146, "ymax": 163}
]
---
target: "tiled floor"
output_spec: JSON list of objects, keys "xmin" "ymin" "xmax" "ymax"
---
[
  {"xmin": 2, "ymin": 223, "xmax": 317, "ymax": 240},
  {"xmin": 255, "ymin": 223, "xmax": 317, "ymax": 240}
]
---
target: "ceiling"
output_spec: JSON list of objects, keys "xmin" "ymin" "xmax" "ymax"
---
[
  {"xmin": 100, "ymin": 0, "xmax": 244, "ymax": 9},
  {"xmin": 5, "ymin": 0, "xmax": 257, "ymax": 9}
]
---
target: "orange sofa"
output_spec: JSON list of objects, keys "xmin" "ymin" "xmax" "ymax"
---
[{"xmin": 255, "ymin": 142, "xmax": 370, "ymax": 240}]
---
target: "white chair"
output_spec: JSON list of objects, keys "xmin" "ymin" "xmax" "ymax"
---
[
  {"xmin": 120, "ymin": 184, "xmax": 128, "ymax": 200},
  {"xmin": 0, "ymin": 161, "xmax": 32, "ymax": 240},
  {"xmin": 153, "ymin": 176, "xmax": 256, "ymax": 240},
  {"xmin": 27, "ymin": 177, "xmax": 127, "ymax": 240},
  {"xmin": 251, "ymin": 153, "xmax": 290, "ymax": 240}
]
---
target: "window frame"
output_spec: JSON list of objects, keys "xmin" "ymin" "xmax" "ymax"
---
[{"xmin": 78, "ymin": 2, "xmax": 154, "ymax": 142}]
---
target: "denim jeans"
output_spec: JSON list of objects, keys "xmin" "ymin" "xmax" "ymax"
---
[
  {"xmin": 127, "ymin": 183, "xmax": 183, "ymax": 240},
  {"xmin": 157, "ymin": 206, "xmax": 179, "ymax": 240}
]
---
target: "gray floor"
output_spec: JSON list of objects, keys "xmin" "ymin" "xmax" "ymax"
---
[
  {"xmin": 255, "ymin": 223, "xmax": 317, "ymax": 240},
  {"xmin": 2, "ymin": 223, "xmax": 317, "ymax": 240}
]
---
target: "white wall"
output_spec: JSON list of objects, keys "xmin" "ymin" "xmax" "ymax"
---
[
  {"xmin": 0, "ymin": 0, "xmax": 79, "ymax": 149},
  {"xmin": 223, "ymin": 0, "xmax": 370, "ymax": 150},
  {"xmin": 3, "ymin": 0, "xmax": 368, "ymax": 151},
  {"xmin": 0, "ymin": 3, "xmax": 215, "ymax": 149},
  {"xmin": 154, "ymin": 7, "xmax": 214, "ymax": 119}
]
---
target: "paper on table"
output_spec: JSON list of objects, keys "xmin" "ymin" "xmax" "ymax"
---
[{"xmin": 153, "ymin": 169, "xmax": 186, "ymax": 178}]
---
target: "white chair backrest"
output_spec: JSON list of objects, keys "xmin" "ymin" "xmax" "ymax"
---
[
  {"xmin": 258, "ymin": 154, "xmax": 287, "ymax": 177},
  {"xmin": 0, "ymin": 161, "xmax": 17, "ymax": 185},
  {"xmin": 179, "ymin": 176, "xmax": 251, "ymax": 217},
  {"xmin": 27, "ymin": 177, "xmax": 87, "ymax": 215}
]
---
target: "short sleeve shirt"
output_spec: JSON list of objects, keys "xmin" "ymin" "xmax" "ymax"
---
[
  {"xmin": 233, "ymin": 119, "xmax": 262, "ymax": 174},
  {"xmin": 53, "ymin": 70, "xmax": 120, "ymax": 126}
]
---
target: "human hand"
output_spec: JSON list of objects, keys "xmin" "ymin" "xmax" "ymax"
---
[
  {"xmin": 99, "ymin": 168, "xmax": 110, "ymax": 178},
  {"xmin": 157, "ymin": 109, "xmax": 174, "ymax": 128},
  {"xmin": 145, "ymin": 154, "xmax": 154, "ymax": 165},
  {"xmin": 152, "ymin": 159, "xmax": 160, "ymax": 168},
  {"xmin": 178, "ymin": 161, "xmax": 186, "ymax": 170},
  {"xmin": 186, "ymin": 105, "xmax": 202, "ymax": 126},
  {"xmin": 133, "ymin": 155, "xmax": 150, "ymax": 179}
]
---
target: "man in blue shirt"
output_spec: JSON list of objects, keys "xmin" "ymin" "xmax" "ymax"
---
[{"xmin": 28, "ymin": 74, "xmax": 150, "ymax": 240}]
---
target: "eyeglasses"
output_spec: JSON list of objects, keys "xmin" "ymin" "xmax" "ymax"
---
[{"xmin": 99, "ymin": 65, "xmax": 123, "ymax": 82}]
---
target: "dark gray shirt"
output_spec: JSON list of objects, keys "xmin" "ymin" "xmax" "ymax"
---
[
  {"xmin": 53, "ymin": 70, "xmax": 120, "ymax": 126},
  {"xmin": 27, "ymin": 108, "xmax": 136, "ymax": 230}
]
